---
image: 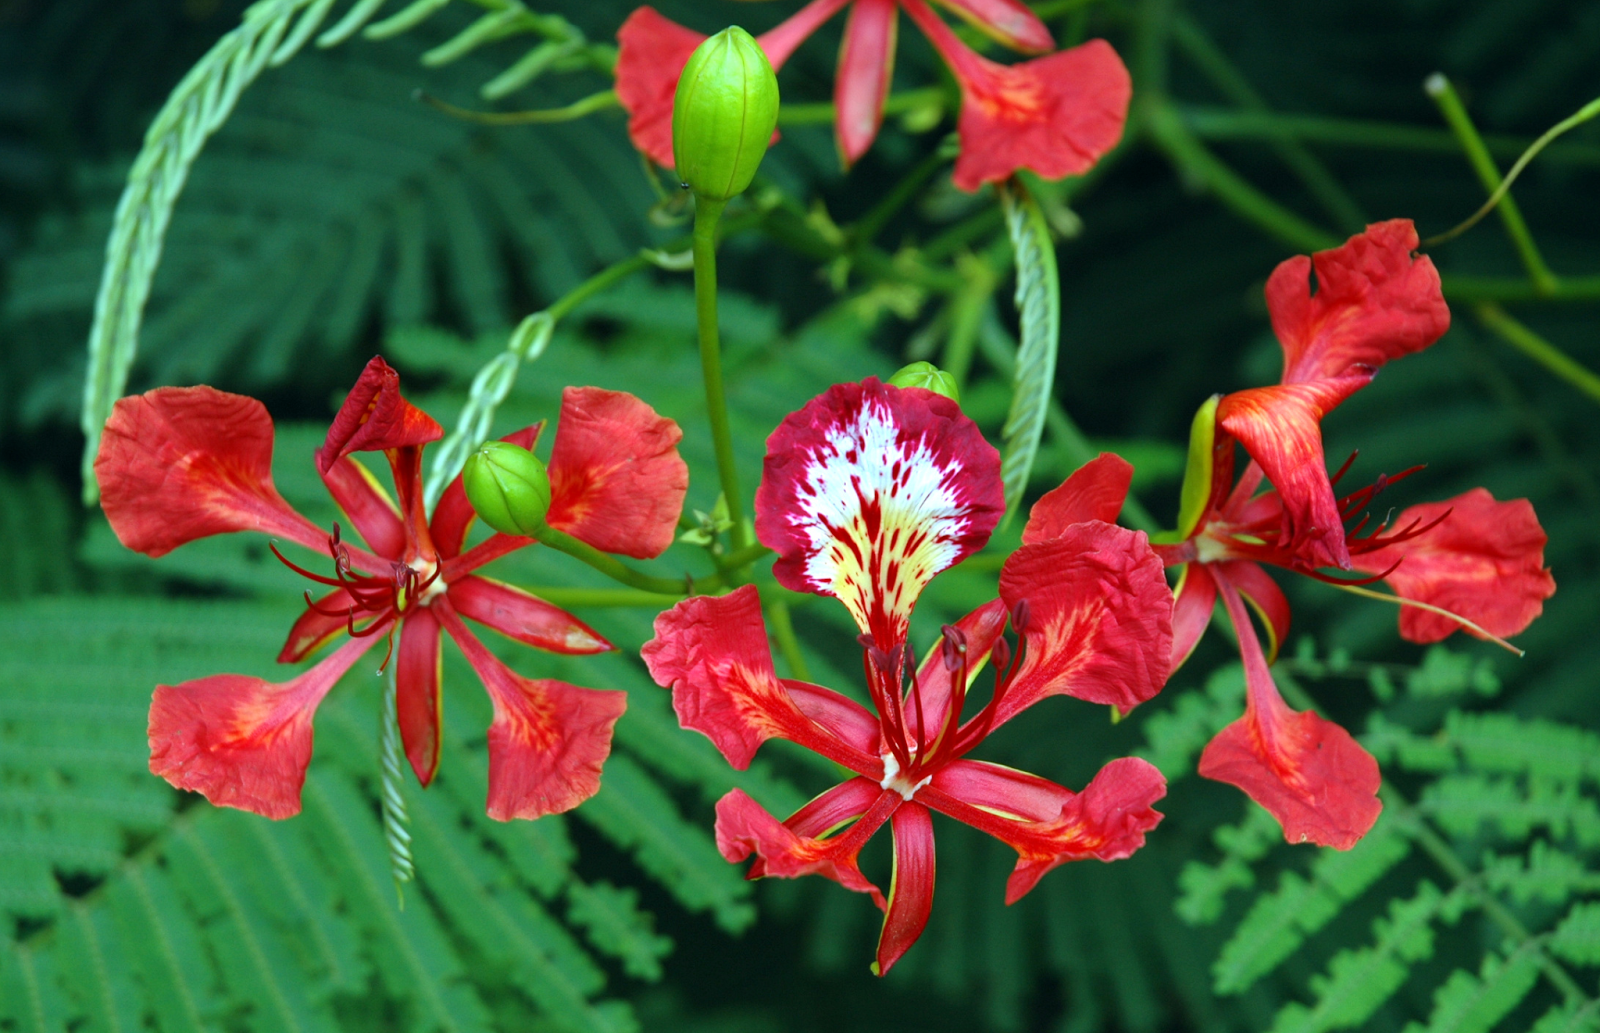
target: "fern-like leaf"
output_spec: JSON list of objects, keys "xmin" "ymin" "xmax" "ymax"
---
[
  {"xmin": 76, "ymin": 0, "xmax": 376, "ymax": 502},
  {"xmin": 1402, "ymin": 942, "xmax": 1544, "ymax": 1033},
  {"xmin": 997, "ymin": 179, "xmax": 1060, "ymax": 524}
]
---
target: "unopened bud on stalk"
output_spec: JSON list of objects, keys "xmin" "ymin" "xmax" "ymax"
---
[
  {"xmin": 888, "ymin": 362, "xmax": 961, "ymax": 403},
  {"xmin": 672, "ymin": 26, "xmax": 779, "ymax": 201},
  {"xmin": 463, "ymin": 441, "xmax": 551, "ymax": 537}
]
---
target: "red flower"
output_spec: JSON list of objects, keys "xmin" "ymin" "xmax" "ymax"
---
[
  {"xmin": 1053, "ymin": 222, "xmax": 1554, "ymax": 850},
  {"xmin": 643, "ymin": 379, "xmax": 1171, "ymax": 974},
  {"xmin": 613, "ymin": 0, "xmax": 1128, "ymax": 188},
  {"xmin": 96, "ymin": 357, "xmax": 689, "ymax": 820}
]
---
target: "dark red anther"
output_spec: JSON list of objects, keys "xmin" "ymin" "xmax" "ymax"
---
[
  {"xmin": 989, "ymin": 636, "xmax": 1011, "ymax": 674},
  {"xmin": 1010, "ymin": 598, "xmax": 1031, "ymax": 637},
  {"xmin": 940, "ymin": 625, "xmax": 967, "ymax": 672}
]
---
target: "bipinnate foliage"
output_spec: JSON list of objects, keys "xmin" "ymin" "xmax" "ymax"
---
[{"xmin": 1170, "ymin": 643, "xmax": 1600, "ymax": 1033}]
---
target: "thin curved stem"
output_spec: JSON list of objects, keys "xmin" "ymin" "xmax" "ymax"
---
[{"xmin": 692, "ymin": 197, "xmax": 751, "ymax": 553}]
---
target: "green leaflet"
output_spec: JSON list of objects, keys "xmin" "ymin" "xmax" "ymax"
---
[
  {"xmin": 1403, "ymin": 943, "xmax": 1544, "ymax": 1033},
  {"xmin": 997, "ymin": 179, "xmax": 1060, "ymax": 526}
]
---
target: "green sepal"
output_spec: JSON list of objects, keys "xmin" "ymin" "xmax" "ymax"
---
[
  {"xmin": 887, "ymin": 361, "xmax": 960, "ymax": 402},
  {"xmin": 1174, "ymin": 394, "xmax": 1222, "ymax": 539}
]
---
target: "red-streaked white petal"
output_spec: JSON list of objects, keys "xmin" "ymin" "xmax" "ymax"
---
[
  {"xmin": 875, "ymin": 803, "xmax": 936, "ymax": 976},
  {"xmin": 1350, "ymin": 488, "xmax": 1555, "ymax": 644},
  {"xmin": 396, "ymin": 607, "xmax": 443, "ymax": 786},
  {"xmin": 436, "ymin": 599, "xmax": 625, "ymax": 820},
  {"xmin": 993, "ymin": 522, "xmax": 1172, "ymax": 724},
  {"xmin": 756, "ymin": 379, "xmax": 1003, "ymax": 645},
  {"xmin": 834, "ymin": 0, "xmax": 898, "ymax": 167},
  {"xmin": 715, "ymin": 787, "xmax": 895, "ymax": 904},
  {"xmin": 316, "ymin": 357, "xmax": 441, "ymax": 473},
  {"xmin": 148, "ymin": 634, "xmax": 378, "ymax": 819},
  {"xmin": 546, "ymin": 387, "xmax": 688, "ymax": 560},
  {"xmin": 920, "ymin": 756, "xmax": 1165, "ymax": 904},
  {"xmin": 903, "ymin": 0, "xmax": 1129, "ymax": 192},
  {"xmin": 448, "ymin": 575, "xmax": 611, "ymax": 655},
  {"xmin": 929, "ymin": 0, "xmax": 1053, "ymax": 52},
  {"xmin": 1269, "ymin": 220, "xmax": 1450, "ymax": 386},
  {"xmin": 641, "ymin": 586, "xmax": 880, "ymax": 775},
  {"xmin": 1169, "ymin": 563, "xmax": 1216, "ymax": 671},
  {"xmin": 1023, "ymin": 452, "xmax": 1134, "ymax": 545},
  {"xmin": 95, "ymin": 386, "xmax": 327, "ymax": 557},
  {"xmin": 1217, "ymin": 377, "xmax": 1370, "ymax": 570},
  {"xmin": 1198, "ymin": 572, "xmax": 1380, "ymax": 849}
]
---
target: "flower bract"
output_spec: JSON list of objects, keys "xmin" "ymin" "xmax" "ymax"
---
[
  {"xmin": 96, "ymin": 356, "xmax": 689, "ymax": 821},
  {"xmin": 643, "ymin": 378, "xmax": 1173, "ymax": 974}
]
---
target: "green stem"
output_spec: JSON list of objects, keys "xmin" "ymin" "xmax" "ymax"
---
[
  {"xmin": 941, "ymin": 254, "xmax": 1001, "ymax": 390},
  {"xmin": 1425, "ymin": 74, "xmax": 1559, "ymax": 295},
  {"xmin": 692, "ymin": 196, "xmax": 751, "ymax": 553},
  {"xmin": 416, "ymin": 88, "xmax": 618, "ymax": 125},
  {"xmin": 777, "ymin": 87, "xmax": 944, "ymax": 127},
  {"xmin": 519, "ymin": 587, "xmax": 681, "ymax": 607},
  {"xmin": 762, "ymin": 591, "xmax": 811, "ymax": 681},
  {"xmin": 1170, "ymin": 14, "xmax": 1365, "ymax": 231},
  {"xmin": 1474, "ymin": 302, "xmax": 1600, "ymax": 406},
  {"xmin": 1144, "ymin": 98, "xmax": 1339, "ymax": 252},
  {"xmin": 1441, "ymin": 274, "xmax": 1600, "ymax": 303},
  {"xmin": 533, "ymin": 526, "xmax": 768, "ymax": 596},
  {"xmin": 547, "ymin": 251, "xmax": 651, "ymax": 320},
  {"xmin": 1179, "ymin": 105, "xmax": 1600, "ymax": 165},
  {"xmin": 854, "ymin": 147, "xmax": 949, "ymax": 248}
]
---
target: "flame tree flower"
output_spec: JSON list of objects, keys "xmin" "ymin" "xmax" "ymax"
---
[
  {"xmin": 1039, "ymin": 221, "xmax": 1555, "ymax": 850},
  {"xmin": 614, "ymin": 0, "xmax": 1130, "ymax": 190},
  {"xmin": 642, "ymin": 378, "xmax": 1173, "ymax": 974},
  {"xmin": 94, "ymin": 356, "xmax": 689, "ymax": 821}
]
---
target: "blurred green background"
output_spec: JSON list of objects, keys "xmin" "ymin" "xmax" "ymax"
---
[{"xmin": 2, "ymin": 1, "xmax": 1598, "ymax": 1031}]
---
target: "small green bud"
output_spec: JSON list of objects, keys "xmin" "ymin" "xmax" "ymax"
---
[
  {"xmin": 672, "ymin": 27, "xmax": 779, "ymax": 201},
  {"xmin": 887, "ymin": 362, "xmax": 961, "ymax": 403},
  {"xmin": 463, "ymin": 441, "xmax": 551, "ymax": 537}
]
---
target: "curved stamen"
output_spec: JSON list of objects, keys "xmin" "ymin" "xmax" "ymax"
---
[{"xmin": 1328, "ymin": 581, "xmax": 1525, "ymax": 656}]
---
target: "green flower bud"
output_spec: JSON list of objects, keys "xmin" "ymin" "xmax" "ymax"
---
[
  {"xmin": 463, "ymin": 441, "xmax": 551, "ymax": 537},
  {"xmin": 887, "ymin": 362, "xmax": 961, "ymax": 403},
  {"xmin": 672, "ymin": 26, "xmax": 779, "ymax": 201}
]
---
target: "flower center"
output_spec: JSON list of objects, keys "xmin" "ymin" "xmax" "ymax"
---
[
  {"xmin": 271, "ymin": 523, "xmax": 445, "ymax": 636},
  {"xmin": 879, "ymin": 751, "xmax": 932, "ymax": 801}
]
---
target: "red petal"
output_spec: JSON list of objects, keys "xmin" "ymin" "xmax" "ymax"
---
[
  {"xmin": 834, "ymin": 0, "xmax": 898, "ymax": 167},
  {"xmin": 755, "ymin": 379, "xmax": 1003, "ymax": 646},
  {"xmin": 1351, "ymin": 488, "xmax": 1555, "ymax": 643},
  {"xmin": 1169, "ymin": 563, "xmax": 1216, "ymax": 671},
  {"xmin": 316, "ymin": 357, "xmax": 442, "ymax": 474},
  {"xmin": 714, "ymin": 786, "xmax": 895, "ymax": 902},
  {"xmin": 1269, "ymin": 220, "xmax": 1450, "ymax": 386},
  {"xmin": 396, "ymin": 608, "xmax": 443, "ymax": 786},
  {"xmin": 435, "ymin": 599, "xmax": 625, "ymax": 820},
  {"xmin": 432, "ymin": 424, "xmax": 543, "ymax": 560},
  {"xmin": 277, "ymin": 588, "xmax": 359, "ymax": 664},
  {"xmin": 447, "ymin": 575, "xmax": 611, "ymax": 655},
  {"xmin": 785, "ymin": 777, "xmax": 886, "ymax": 837},
  {"xmin": 927, "ymin": 759, "xmax": 1073, "ymax": 822},
  {"xmin": 759, "ymin": 0, "xmax": 851, "ymax": 68},
  {"xmin": 993, "ymin": 522, "xmax": 1172, "ymax": 724},
  {"xmin": 546, "ymin": 387, "xmax": 688, "ymax": 560},
  {"xmin": 1198, "ymin": 572, "xmax": 1381, "ymax": 849},
  {"xmin": 919, "ymin": 756, "xmax": 1165, "ymax": 903},
  {"xmin": 875, "ymin": 803, "xmax": 936, "ymax": 976},
  {"xmin": 319, "ymin": 456, "xmax": 405, "ymax": 560},
  {"xmin": 614, "ymin": 7, "xmax": 703, "ymax": 167},
  {"xmin": 903, "ymin": 0, "xmax": 1128, "ymax": 192},
  {"xmin": 641, "ymin": 586, "xmax": 880, "ymax": 774},
  {"xmin": 1219, "ymin": 559, "xmax": 1290, "ymax": 662},
  {"xmin": 1022, "ymin": 452, "xmax": 1133, "ymax": 544},
  {"xmin": 1217, "ymin": 376, "xmax": 1370, "ymax": 570},
  {"xmin": 95, "ymin": 386, "xmax": 325, "ymax": 557},
  {"xmin": 785, "ymin": 680, "xmax": 883, "ymax": 756},
  {"xmin": 928, "ymin": 0, "xmax": 1053, "ymax": 52},
  {"xmin": 148, "ymin": 634, "xmax": 377, "ymax": 819}
]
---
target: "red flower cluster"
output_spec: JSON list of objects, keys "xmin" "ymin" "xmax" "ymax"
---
[
  {"xmin": 1048, "ymin": 221, "xmax": 1555, "ymax": 849},
  {"xmin": 95, "ymin": 357, "xmax": 688, "ymax": 821},
  {"xmin": 643, "ymin": 378, "xmax": 1173, "ymax": 974},
  {"xmin": 614, "ymin": 0, "xmax": 1130, "ymax": 190}
]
